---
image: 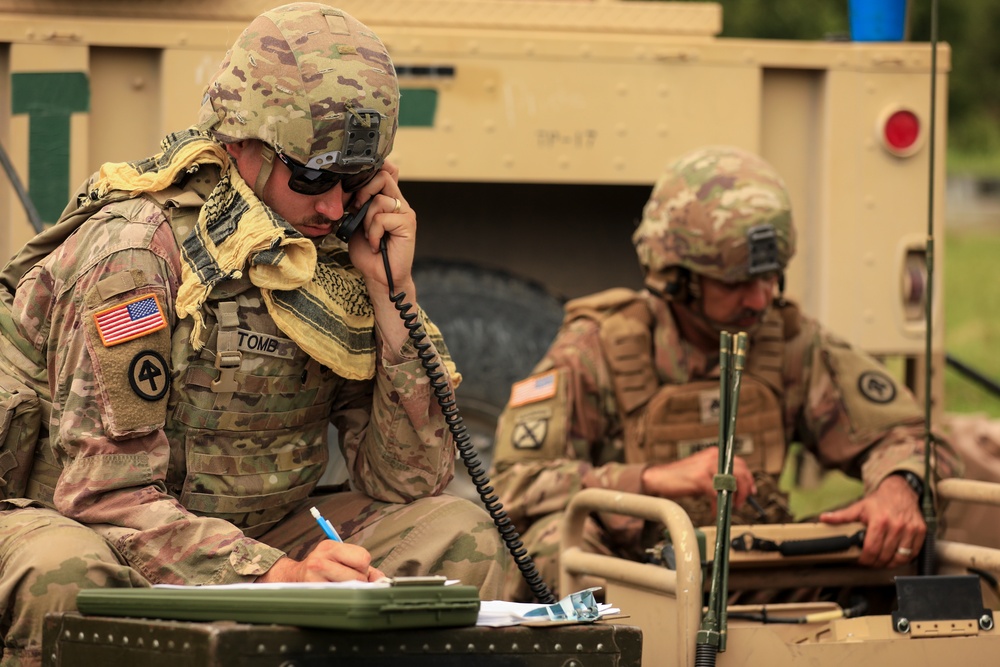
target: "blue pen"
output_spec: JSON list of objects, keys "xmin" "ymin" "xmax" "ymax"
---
[{"xmin": 309, "ymin": 506, "xmax": 343, "ymax": 542}]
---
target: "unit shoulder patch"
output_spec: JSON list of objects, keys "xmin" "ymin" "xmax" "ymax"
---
[
  {"xmin": 512, "ymin": 410, "xmax": 551, "ymax": 450},
  {"xmin": 857, "ymin": 370, "xmax": 897, "ymax": 404},
  {"xmin": 128, "ymin": 350, "xmax": 170, "ymax": 401}
]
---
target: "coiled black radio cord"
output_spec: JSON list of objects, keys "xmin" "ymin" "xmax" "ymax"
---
[{"xmin": 380, "ymin": 239, "xmax": 557, "ymax": 605}]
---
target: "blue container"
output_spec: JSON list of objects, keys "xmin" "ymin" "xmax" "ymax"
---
[{"xmin": 849, "ymin": 0, "xmax": 908, "ymax": 42}]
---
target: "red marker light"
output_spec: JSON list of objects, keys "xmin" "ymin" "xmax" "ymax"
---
[{"xmin": 882, "ymin": 108, "xmax": 922, "ymax": 156}]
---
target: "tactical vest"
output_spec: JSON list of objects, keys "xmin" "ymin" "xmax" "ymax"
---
[
  {"xmin": 573, "ymin": 291, "xmax": 797, "ymax": 526},
  {"xmin": 0, "ymin": 171, "xmax": 334, "ymax": 536},
  {"xmin": 567, "ymin": 290, "xmax": 792, "ymax": 473},
  {"xmin": 163, "ymin": 260, "xmax": 336, "ymax": 538}
]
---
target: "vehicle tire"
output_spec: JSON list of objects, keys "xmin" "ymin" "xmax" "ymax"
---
[{"xmin": 412, "ymin": 260, "xmax": 565, "ymax": 501}]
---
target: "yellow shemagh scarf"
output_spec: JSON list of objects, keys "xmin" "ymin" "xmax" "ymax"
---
[{"xmin": 93, "ymin": 130, "xmax": 457, "ymax": 383}]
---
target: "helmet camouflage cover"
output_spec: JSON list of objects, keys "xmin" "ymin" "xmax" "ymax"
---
[
  {"xmin": 632, "ymin": 145, "xmax": 797, "ymax": 292},
  {"xmin": 198, "ymin": 2, "xmax": 398, "ymax": 170}
]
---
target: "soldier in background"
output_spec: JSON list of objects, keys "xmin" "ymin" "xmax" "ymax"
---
[
  {"xmin": 0, "ymin": 5, "xmax": 504, "ymax": 665},
  {"xmin": 491, "ymin": 145, "xmax": 953, "ymax": 602}
]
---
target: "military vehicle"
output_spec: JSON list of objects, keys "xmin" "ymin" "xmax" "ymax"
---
[
  {"xmin": 0, "ymin": 0, "xmax": 950, "ymax": 482},
  {"xmin": 559, "ymin": 481, "xmax": 1000, "ymax": 666},
  {"xmin": 3, "ymin": 1, "xmax": 998, "ymax": 664}
]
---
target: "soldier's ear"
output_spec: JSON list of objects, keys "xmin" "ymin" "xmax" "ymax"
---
[
  {"xmin": 665, "ymin": 268, "xmax": 695, "ymax": 303},
  {"xmin": 224, "ymin": 140, "xmax": 247, "ymax": 160}
]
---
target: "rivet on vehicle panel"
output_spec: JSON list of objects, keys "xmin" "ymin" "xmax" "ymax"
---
[
  {"xmin": 467, "ymin": 643, "xmax": 475, "ymax": 651},
  {"xmin": 981, "ymin": 614, "xmax": 994, "ymax": 631},
  {"xmin": 445, "ymin": 643, "xmax": 453, "ymax": 651},
  {"xmin": 106, "ymin": 634, "xmax": 113, "ymax": 643},
  {"xmin": 576, "ymin": 644, "xmax": 584, "ymax": 651},
  {"xmin": 533, "ymin": 643, "xmax": 541, "ymax": 651},
  {"xmin": 327, "ymin": 644, "xmax": 337, "ymax": 653},
  {"xmin": 399, "ymin": 644, "xmax": 406, "ymax": 651},
  {"xmin": 352, "ymin": 645, "xmax": 361, "ymax": 652},
  {"xmin": 378, "ymin": 645, "xmax": 385, "ymax": 652},
  {"xmin": 183, "ymin": 642, "xmax": 190, "ymax": 650},
  {"xmin": 152, "ymin": 640, "xmax": 159, "ymax": 648},
  {"xmin": 280, "ymin": 644, "xmax": 288, "ymax": 653},
  {"xmin": 423, "ymin": 643, "xmax": 430, "ymax": 651},
  {"xmin": 304, "ymin": 643, "xmax": 312, "ymax": 652},
  {"xmin": 896, "ymin": 617, "xmax": 910, "ymax": 633},
  {"xmin": 257, "ymin": 644, "xmax": 266, "ymax": 653},
  {"xmin": 597, "ymin": 643, "xmax": 605, "ymax": 650},
  {"xmin": 511, "ymin": 643, "xmax": 519, "ymax": 650},
  {"xmin": 167, "ymin": 641, "xmax": 175, "ymax": 650},
  {"xmin": 64, "ymin": 631, "xmax": 71, "ymax": 639},
  {"xmin": 554, "ymin": 643, "xmax": 562, "ymax": 651},
  {"xmin": 122, "ymin": 636, "xmax": 129, "ymax": 645}
]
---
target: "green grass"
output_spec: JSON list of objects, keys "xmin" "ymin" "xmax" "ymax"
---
[{"xmin": 944, "ymin": 227, "xmax": 1000, "ymax": 417}]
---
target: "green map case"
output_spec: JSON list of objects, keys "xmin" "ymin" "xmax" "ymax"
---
[{"xmin": 75, "ymin": 583, "xmax": 480, "ymax": 631}]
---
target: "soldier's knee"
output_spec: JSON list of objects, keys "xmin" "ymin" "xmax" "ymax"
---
[
  {"xmin": 406, "ymin": 496, "xmax": 496, "ymax": 539},
  {"xmin": 0, "ymin": 509, "xmax": 138, "ymax": 604}
]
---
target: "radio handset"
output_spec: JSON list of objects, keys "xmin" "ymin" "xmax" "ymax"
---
[
  {"xmin": 338, "ymin": 195, "xmax": 556, "ymax": 604},
  {"xmin": 335, "ymin": 198, "xmax": 374, "ymax": 244}
]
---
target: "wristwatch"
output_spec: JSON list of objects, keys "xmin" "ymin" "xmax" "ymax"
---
[{"xmin": 893, "ymin": 470, "xmax": 924, "ymax": 499}]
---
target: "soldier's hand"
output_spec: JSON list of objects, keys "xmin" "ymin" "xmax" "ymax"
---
[
  {"xmin": 257, "ymin": 541, "xmax": 386, "ymax": 584},
  {"xmin": 819, "ymin": 474, "xmax": 925, "ymax": 568},
  {"xmin": 640, "ymin": 447, "xmax": 755, "ymax": 509}
]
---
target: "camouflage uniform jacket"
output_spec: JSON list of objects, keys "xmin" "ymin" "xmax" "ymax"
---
[
  {"xmin": 0, "ymin": 167, "xmax": 455, "ymax": 586},
  {"xmin": 492, "ymin": 288, "xmax": 937, "ymax": 545}
]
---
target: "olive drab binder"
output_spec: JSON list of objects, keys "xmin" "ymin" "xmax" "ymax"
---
[{"xmin": 75, "ymin": 578, "xmax": 479, "ymax": 631}]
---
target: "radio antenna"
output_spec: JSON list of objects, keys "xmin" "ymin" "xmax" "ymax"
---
[{"xmin": 918, "ymin": 0, "xmax": 940, "ymax": 576}]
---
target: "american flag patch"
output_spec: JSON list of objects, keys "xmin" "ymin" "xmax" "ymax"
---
[
  {"xmin": 93, "ymin": 294, "xmax": 167, "ymax": 347},
  {"xmin": 509, "ymin": 370, "xmax": 558, "ymax": 407}
]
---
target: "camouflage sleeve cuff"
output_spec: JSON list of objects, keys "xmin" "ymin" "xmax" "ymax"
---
[
  {"xmin": 582, "ymin": 462, "xmax": 646, "ymax": 495},
  {"xmin": 228, "ymin": 539, "xmax": 286, "ymax": 582},
  {"xmin": 378, "ymin": 326, "xmax": 419, "ymax": 363},
  {"xmin": 859, "ymin": 425, "xmax": 930, "ymax": 497}
]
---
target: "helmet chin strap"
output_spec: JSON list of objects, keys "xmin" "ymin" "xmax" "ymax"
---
[{"xmin": 254, "ymin": 143, "xmax": 276, "ymax": 200}]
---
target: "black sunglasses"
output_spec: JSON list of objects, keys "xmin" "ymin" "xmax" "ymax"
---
[{"xmin": 275, "ymin": 152, "xmax": 380, "ymax": 196}]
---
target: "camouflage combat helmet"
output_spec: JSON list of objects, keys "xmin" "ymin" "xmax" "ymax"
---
[
  {"xmin": 198, "ymin": 3, "xmax": 398, "ymax": 187},
  {"xmin": 632, "ymin": 146, "xmax": 796, "ymax": 295}
]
